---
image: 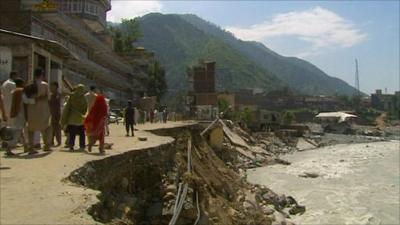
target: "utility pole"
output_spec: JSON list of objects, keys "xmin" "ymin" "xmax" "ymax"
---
[{"xmin": 355, "ymin": 59, "xmax": 360, "ymax": 96}]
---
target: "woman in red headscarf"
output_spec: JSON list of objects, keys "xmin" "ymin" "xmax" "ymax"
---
[{"xmin": 84, "ymin": 95, "xmax": 108, "ymax": 154}]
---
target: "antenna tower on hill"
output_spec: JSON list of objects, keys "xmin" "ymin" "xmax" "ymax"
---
[{"xmin": 355, "ymin": 59, "xmax": 360, "ymax": 96}]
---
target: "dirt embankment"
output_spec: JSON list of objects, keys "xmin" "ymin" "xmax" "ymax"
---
[{"xmin": 67, "ymin": 124, "xmax": 296, "ymax": 225}]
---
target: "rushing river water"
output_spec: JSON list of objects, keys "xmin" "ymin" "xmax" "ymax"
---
[{"xmin": 247, "ymin": 141, "xmax": 400, "ymax": 225}]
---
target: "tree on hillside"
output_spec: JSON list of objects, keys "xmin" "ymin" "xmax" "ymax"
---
[
  {"xmin": 109, "ymin": 18, "xmax": 142, "ymax": 53},
  {"xmin": 281, "ymin": 111, "xmax": 295, "ymax": 125},
  {"xmin": 147, "ymin": 61, "xmax": 167, "ymax": 101}
]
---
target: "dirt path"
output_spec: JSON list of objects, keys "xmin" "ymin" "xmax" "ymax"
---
[{"xmin": 0, "ymin": 121, "xmax": 196, "ymax": 225}]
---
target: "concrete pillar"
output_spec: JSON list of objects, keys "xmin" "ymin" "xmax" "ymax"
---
[
  {"xmin": 58, "ymin": 64, "xmax": 63, "ymax": 94},
  {"xmin": 46, "ymin": 55, "xmax": 51, "ymax": 82},
  {"xmin": 29, "ymin": 44, "xmax": 35, "ymax": 82}
]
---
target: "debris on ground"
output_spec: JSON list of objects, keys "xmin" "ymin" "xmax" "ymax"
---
[
  {"xmin": 138, "ymin": 136, "xmax": 148, "ymax": 141},
  {"xmin": 298, "ymin": 172, "xmax": 319, "ymax": 178},
  {"xmin": 67, "ymin": 125, "xmax": 285, "ymax": 225},
  {"xmin": 63, "ymin": 120, "xmax": 396, "ymax": 225}
]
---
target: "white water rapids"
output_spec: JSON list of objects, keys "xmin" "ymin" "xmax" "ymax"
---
[{"xmin": 247, "ymin": 141, "xmax": 400, "ymax": 225}]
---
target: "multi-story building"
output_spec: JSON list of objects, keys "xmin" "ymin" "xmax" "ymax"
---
[
  {"xmin": 186, "ymin": 60, "xmax": 218, "ymax": 119},
  {"xmin": 0, "ymin": 0, "xmax": 146, "ymax": 107},
  {"xmin": 188, "ymin": 60, "xmax": 216, "ymax": 93}
]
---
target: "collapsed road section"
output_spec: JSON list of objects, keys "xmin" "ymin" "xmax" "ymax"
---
[{"xmin": 66, "ymin": 123, "xmax": 301, "ymax": 225}]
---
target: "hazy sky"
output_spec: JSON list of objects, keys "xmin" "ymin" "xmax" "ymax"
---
[{"xmin": 108, "ymin": 1, "xmax": 399, "ymax": 94}]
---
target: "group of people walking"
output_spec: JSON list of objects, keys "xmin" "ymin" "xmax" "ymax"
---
[
  {"xmin": 0, "ymin": 69, "xmax": 111, "ymax": 156},
  {"xmin": 0, "ymin": 68, "xmax": 176, "ymax": 157},
  {"xmin": 136, "ymin": 107, "xmax": 169, "ymax": 125}
]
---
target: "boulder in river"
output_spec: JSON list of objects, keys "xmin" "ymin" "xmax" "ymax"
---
[
  {"xmin": 274, "ymin": 158, "xmax": 291, "ymax": 165},
  {"xmin": 289, "ymin": 204, "xmax": 306, "ymax": 215},
  {"xmin": 261, "ymin": 205, "xmax": 275, "ymax": 215},
  {"xmin": 277, "ymin": 195, "xmax": 288, "ymax": 208},
  {"xmin": 286, "ymin": 196, "xmax": 298, "ymax": 206}
]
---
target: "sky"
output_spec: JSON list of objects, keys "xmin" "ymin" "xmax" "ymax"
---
[{"xmin": 108, "ymin": 0, "xmax": 400, "ymax": 94}]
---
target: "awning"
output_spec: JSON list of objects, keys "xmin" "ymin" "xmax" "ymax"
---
[{"xmin": 0, "ymin": 29, "xmax": 78, "ymax": 60}]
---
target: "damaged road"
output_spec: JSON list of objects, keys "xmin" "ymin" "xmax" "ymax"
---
[
  {"xmin": 67, "ymin": 123, "xmax": 295, "ymax": 225},
  {"xmin": 1, "ymin": 120, "xmax": 308, "ymax": 225}
]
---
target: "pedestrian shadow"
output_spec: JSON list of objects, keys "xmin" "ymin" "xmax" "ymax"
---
[
  {"xmin": 83, "ymin": 151, "xmax": 106, "ymax": 156},
  {"xmin": 0, "ymin": 166, "xmax": 11, "ymax": 170},
  {"xmin": 4, "ymin": 151, "xmax": 52, "ymax": 159},
  {"xmin": 59, "ymin": 149, "xmax": 86, "ymax": 153}
]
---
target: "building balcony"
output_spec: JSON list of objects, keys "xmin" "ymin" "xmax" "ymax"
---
[
  {"xmin": 67, "ymin": 53, "xmax": 131, "ymax": 90},
  {"xmin": 55, "ymin": 0, "xmax": 110, "ymax": 32},
  {"xmin": 36, "ymin": 11, "xmax": 133, "ymax": 75}
]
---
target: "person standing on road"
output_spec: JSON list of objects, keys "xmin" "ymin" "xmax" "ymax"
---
[
  {"xmin": 26, "ymin": 68, "xmax": 52, "ymax": 153},
  {"xmin": 150, "ymin": 109, "xmax": 155, "ymax": 123},
  {"xmin": 0, "ymin": 89, "xmax": 8, "ymax": 124},
  {"xmin": 157, "ymin": 108, "xmax": 163, "ymax": 123},
  {"xmin": 124, "ymin": 101, "xmax": 135, "ymax": 137},
  {"xmin": 7, "ymin": 78, "xmax": 27, "ymax": 155},
  {"xmin": 163, "ymin": 107, "xmax": 168, "ymax": 123},
  {"xmin": 61, "ymin": 84, "xmax": 87, "ymax": 151},
  {"xmin": 49, "ymin": 82, "xmax": 61, "ymax": 146},
  {"xmin": 104, "ymin": 96, "xmax": 110, "ymax": 136},
  {"xmin": 140, "ymin": 110, "xmax": 147, "ymax": 124},
  {"xmin": 84, "ymin": 95, "xmax": 108, "ymax": 154},
  {"xmin": 63, "ymin": 95, "xmax": 70, "ymax": 148},
  {"xmin": 84, "ymin": 85, "xmax": 97, "ymax": 113},
  {"xmin": 1, "ymin": 71, "xmax": 17, "ymax": 125},
  {"xmin": 134, "ymin": 107, "xmax": 139, "ymax": 125}
]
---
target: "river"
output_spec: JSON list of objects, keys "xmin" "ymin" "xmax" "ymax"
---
[{"xmin": 247, "ymin": 141, "xmax": 400, "ymax": 225}]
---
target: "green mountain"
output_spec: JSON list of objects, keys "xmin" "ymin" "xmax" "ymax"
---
[{"xmin": 136, "ymin": 13, "xmax": 358, "ymax": 96}]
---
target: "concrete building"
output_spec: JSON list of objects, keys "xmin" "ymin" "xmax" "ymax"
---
[
  {"xmin": 235, "ymin": 89, "xmax": 346, "ymax": 113},
  {"xmin": 187, "ymin": 60, "xmax": 218, "ymax": 120},
  {"xmin": 188, "ymin": 60, "xmax": 215, "ymax": 93},
  {"xmin": 217, "ymin": 92, "xmax": 235, "ymax": 109},
  {"xmin": 371, "ymin": 89, "xmax": 400, "ymax": 119},
  {"xmin": 0, "ymin": 0, "xmax": 146, "ymax": 107}
]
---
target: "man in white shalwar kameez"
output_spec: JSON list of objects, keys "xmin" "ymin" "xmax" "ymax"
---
[{"xmin": 1, "ymin": 71, "xmax": 17, "ymax": 125}]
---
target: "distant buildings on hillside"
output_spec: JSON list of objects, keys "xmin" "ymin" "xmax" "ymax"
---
[{"xmin": 185, "ymin": 59, "xmax": 400, "ymax": 122}]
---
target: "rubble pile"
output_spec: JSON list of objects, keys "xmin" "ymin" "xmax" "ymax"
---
[
  {"xmin": 234, "ymin": 184, "xmax": 306, "ymax": 225},
  {"xmin": 214, "ymin": 122, "xmax": 298, "ymax": 170}
]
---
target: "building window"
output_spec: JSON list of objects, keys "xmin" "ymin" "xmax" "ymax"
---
[
  {"xmin": 90, "ymin": 4, "xmax": 94, "ymax": 14},
  {"xmin": 31, "ymin": 21, "xmax": 43, "ymax": 36},
  {"xmin": 72, "ymin": 1, "xmax": 77, "ymax": 12}
]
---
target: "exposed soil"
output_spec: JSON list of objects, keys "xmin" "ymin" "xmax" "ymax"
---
[
  {"xmin": 66, "ymin": 125, "xmax": 292, "ymax": 225},
  {"xmin": 0, "ymin": 122, "xmax": 190, "ymax": 225}
]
